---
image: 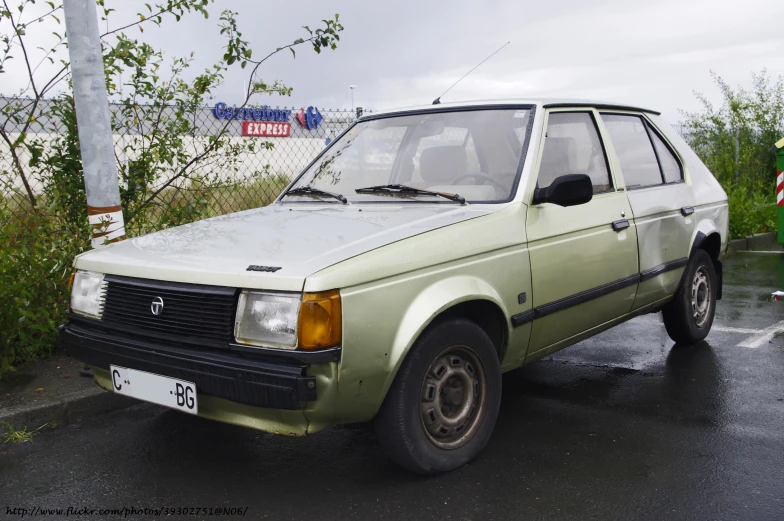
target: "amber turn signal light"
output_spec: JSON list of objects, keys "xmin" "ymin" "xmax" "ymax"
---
[
  {"xmin": 66, "ymin": 270, "xmax": 76, "ymax": 311},
  {"xmin": 298, "ymin": 289, "xmax": 342, "ymax": 350}
]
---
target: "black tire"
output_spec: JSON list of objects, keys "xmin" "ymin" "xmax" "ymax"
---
[
  {"xmin": 662, "ymin": 249, "xmax": 717, "ymax": 345},
  {"xmin": 374, "ymin": 318, "xmax": 502, "ymax": 475}
]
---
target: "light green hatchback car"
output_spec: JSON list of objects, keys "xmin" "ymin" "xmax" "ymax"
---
[{"xmin": 61, "ymin": 99, "xmax": 728, "ymax": 474}]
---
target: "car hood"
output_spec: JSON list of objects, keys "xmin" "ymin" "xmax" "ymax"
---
[{"xmin": 75, "ymin": 203, "xmax": 500, "ymax": 291}]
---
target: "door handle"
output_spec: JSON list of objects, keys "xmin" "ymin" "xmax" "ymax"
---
[
  {"xmin": 681, "ymin": 206, "xmax": 694, "ymax": 216},
  {"xmin": 612, "ymin": 219, "xmax": 630, "ymax": 232}
]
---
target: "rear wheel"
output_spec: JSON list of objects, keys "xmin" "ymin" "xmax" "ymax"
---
[
  {"xmin": 374, "ymin": 318, "xmax": 502, "ymax": 475},
  {"xmin": 662, "ymin": 249, "xmax": 717, "ymax": 345}
]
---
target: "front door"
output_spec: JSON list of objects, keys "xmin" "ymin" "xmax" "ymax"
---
[{"xmin": 525, "ymin": 109, "xmax": 639, "ymax": 354}]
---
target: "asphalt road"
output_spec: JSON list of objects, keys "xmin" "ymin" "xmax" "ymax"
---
[{"xmin": 2, "ymin": 251, "xmax": 783, "ymax": 521}]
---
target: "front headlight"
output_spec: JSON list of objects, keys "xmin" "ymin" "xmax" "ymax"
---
[
  {"xmin": 69, "ymin": 270, "xmax": 106, "ymax": 319},
  {"xmin": 234, "ymin": 291, "xmax": 301, "ymax": 349},
  {"xmin": 234, "ymin": 289, "xmax": 343, "ymax": 350}
]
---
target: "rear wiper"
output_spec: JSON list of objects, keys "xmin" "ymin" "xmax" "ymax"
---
[
  {"xmin": 355, "ymin": 184, "xmax": 466, "ymax": 204},
  {"xmin": 281, "ymin": 186, "xmax": 347, "ymax": 204}
]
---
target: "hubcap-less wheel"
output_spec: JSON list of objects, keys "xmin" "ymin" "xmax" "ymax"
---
[
  {"xmin": 692, "ymin": 266, "xmax": 711, "ymax": 327},
  {"xmin": 662, "ymin": 249, "xmax": 716, "ymax": 346},
  {"xmin": 419, "ymin": 346, "xmax": 487, "ymax": 450}
]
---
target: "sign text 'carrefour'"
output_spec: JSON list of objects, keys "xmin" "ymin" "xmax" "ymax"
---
[{"xmin": 213, "ymin": 102, "xmax": 292, "ymax": 123}]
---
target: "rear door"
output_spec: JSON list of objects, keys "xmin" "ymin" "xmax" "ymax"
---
[
  {"xmin": 525, "ymin": 109, "xmax": 639, "ymax": 354},
  {"xmin": 599, "ymin": 112, "xmax": 696, "ymax": 310}
]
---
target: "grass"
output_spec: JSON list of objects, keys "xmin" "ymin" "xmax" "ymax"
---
[{"xmin": 1, "ymin": 421, "xmax": 53, "ymax": 444}]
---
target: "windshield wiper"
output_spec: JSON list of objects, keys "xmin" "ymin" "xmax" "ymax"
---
[
  {"xmin": 355, "ymin": 184, "xmax": 466, "ymax": 204},
  {"xmin": 281, "ymin": 186, "xmax": 347, "ymax": 204}
]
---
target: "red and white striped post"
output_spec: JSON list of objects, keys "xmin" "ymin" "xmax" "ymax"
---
[{"xmin": 776, "ymin": 137, "xmax": 784, "ymax": 245}]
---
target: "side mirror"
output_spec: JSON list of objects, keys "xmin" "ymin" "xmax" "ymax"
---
[{"xmin": 533, "ymin": 174, "xmax": 593, "ymax": 207}]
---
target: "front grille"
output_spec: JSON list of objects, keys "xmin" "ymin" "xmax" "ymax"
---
[{"xmin": 101, "ymin": 275, "xmax": 239, "ymax": 349}]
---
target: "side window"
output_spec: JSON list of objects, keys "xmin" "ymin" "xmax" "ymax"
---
[
  {"xmin": 601, "ymin": 114, "xmax": 663, "ymax": 189},
  {"xmin": 538, "ymin": 112, "xmax": 612, "ymax": 194},
  {"xmin": 648, "ymin": 128, "xmax": 683, "ymax": 183}
]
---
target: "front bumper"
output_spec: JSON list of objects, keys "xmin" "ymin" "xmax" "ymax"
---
[{"xmin": 60, "ymin": 322, "xmax": 318, "ymax": 410}]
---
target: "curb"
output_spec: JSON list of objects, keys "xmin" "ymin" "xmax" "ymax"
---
[
  {"xmin": 747, "ymin": 231, "xmax": 778, "ymax": 250},
  {"xmin": 0, "ymin": 384, "xmax": 135, "ymax": 433},
  {"xmin": 728, "ymin": 237, "xmax": 748, "ymax": 251},
  {"xmin": 728, "ymin": 231, "xmax": 777, "ymax": 252}
]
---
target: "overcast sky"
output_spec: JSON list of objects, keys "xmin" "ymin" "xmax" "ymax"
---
[{"xmin": 3, "ymin": 0, "xmax": 784, "ymax": 122}]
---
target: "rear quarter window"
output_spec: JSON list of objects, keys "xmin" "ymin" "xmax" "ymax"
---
[{"xmin": 648, "ymin": 128, "xmax": 683, "ymax": 183}]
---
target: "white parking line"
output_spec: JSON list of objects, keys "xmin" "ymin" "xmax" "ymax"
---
[
  {"xmin": 634, "ymin": 314, "xmax": 782, "ymax": 348},
  {"xmin": 737, "ymin": 320, "xmax": 784, "ymax": 349},
  {"xmin": 711, "ymin": 326, "xmax": 762, "ymax": 335}
]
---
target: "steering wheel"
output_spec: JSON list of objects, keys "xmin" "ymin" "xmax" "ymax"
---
[{"xmin": 450, "ymin": 172, "xmax": 507, "ymax": 191}]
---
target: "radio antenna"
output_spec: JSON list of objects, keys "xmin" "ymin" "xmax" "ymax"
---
[{"xmin": 432, "ymin": 41, "xmax": 510, "ymax": 105}]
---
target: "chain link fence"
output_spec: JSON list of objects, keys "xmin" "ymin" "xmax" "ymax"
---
[
  {"xmin": 1, "ymin": 96, "xmax": 365, "ymax": 227},
  {"xmin": 0, "ymin": 96, "xmax": 366, "ymax": 367},
  {"xmin": 0, "ymin": 96, "xmax": 364, "ymax": 235}
]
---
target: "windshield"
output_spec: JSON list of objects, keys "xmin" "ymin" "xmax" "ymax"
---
[{"xmin": 285, "ymin": 108, "xmax": 532, "ymax": 203}]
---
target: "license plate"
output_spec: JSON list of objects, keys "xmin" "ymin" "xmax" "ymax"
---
[{"xmin": 110, "ymin": 365, "xmax": 198, "ymax": 415}]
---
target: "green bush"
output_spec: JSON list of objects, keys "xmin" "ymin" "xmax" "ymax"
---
[
  {"xmin": 725, "ymin": 181, "xmax": 778, "ymax": 239},
  {"xmin": 0, "ymin": 206, "xmax": 89, "ymax": 375},
  {"xmin": 682, "ymin": 70, "xmax": 784, "ymax": 238}
]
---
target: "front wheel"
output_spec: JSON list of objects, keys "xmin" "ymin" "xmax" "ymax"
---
[
  {"xmin": 374, "ymin": 318, "xmax": 502, "ymax": 475},
  {"xmin": 662, "ymin": 249, "xmax": 717, "ymax": 345}
]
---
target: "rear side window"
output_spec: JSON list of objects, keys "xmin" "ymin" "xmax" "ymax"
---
[
  {"xmin": 538, "ymin": 112, "xmax": 612, "ymax": 194},
  {"xmin": 601, "ymin": 114, "xmax": 662, "ymax": 189},
  {"xmin": 649, "ymin": 129, "xmax": 683, "ymax": 183}
]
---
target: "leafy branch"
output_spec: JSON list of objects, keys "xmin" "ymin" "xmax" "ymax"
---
[{"xmin": 129, "ymin": 11, "xmax": 343, "ymax": 217}]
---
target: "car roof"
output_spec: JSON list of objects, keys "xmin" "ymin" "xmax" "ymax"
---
[{"xmin": 364, "ymin": 98, "xmax": 661, "ymax": 119}]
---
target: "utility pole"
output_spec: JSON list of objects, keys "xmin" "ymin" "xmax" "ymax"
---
[{"xmin": 64, "ymin": 0, "xmax": 126, "ymax": 248}]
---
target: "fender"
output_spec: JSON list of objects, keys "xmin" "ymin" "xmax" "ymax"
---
[
  {"xmin": 379, "ymin": 275, "xmax": 509, "ymax": 401},
  {"xmin": 688, "ymin": 219, "xmax": 723, "ymax": 300}
]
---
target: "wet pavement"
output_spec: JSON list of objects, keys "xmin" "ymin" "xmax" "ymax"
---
[{"xmin": 1, "ymin": 251, "xmax": 783, "ymax": 520}]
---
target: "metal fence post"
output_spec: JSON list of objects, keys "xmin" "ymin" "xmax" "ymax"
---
[{"xmin": 63, "ymin": 0, "xmax": 126, "ymax": 248}]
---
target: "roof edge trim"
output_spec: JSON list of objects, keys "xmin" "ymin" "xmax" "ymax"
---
[{"xmin": 543, "ymin": 102, "xmax": 661, "ymax": 115}]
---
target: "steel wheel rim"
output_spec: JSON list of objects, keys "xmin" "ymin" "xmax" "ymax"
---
[
  {"xmin": 419, "ymin": 345, "xmax": 487, "ymax": 450},
  {"xmin": 691, "ymin": 266, "xmax": 711, "ymax": 327}
]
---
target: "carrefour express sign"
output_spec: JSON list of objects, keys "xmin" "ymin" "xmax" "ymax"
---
[{"xmin": 212, "ymin": 102, "xmax": 323, "ymax": 137}]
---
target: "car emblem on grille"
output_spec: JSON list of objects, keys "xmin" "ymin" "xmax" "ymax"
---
[{"xmin": 151, "ymin": 297, "xmax": 164, "ymax": 316}]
